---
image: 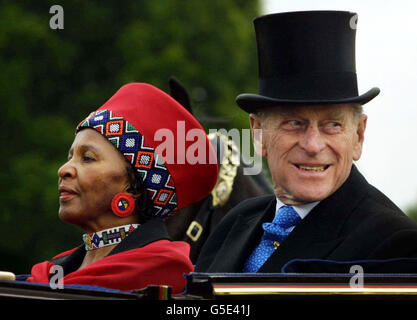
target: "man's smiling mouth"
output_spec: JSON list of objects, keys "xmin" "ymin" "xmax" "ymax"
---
[{"xmin": 294, "ymin": 164, "xmax": 330, "ymax": 172}]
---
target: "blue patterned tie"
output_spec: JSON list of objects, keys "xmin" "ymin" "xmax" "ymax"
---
[{"xmin": 243, "ymin": 205, "xmax": 301, "ymax": 273}]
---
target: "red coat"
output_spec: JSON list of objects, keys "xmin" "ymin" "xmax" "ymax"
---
[{"xmin": 26, "ymin": 219, "xmax": 193, "ymax": 294}]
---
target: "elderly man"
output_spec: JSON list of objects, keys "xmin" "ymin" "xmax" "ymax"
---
[{"xmin": 195, "ymin": 11, "xmax": 417, "ymax": 273}]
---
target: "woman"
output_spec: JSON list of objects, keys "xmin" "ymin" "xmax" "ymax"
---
[{"xmin": 25, "ymin": 83, "xmax": 218, "ymax": 293}]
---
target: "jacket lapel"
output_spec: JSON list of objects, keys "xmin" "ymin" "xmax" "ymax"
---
[
  {"xmin": 259, "ymin": 165, "xmax": 370, "ymax": 272},
  {"xmin": 207, "ymin": 196, "xmax": 276, "ymax": 272}
]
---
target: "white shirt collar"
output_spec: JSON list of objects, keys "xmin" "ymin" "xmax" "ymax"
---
[{"xmin": 275, "ymin": 197, "xmax": 320, "ymax": 220}]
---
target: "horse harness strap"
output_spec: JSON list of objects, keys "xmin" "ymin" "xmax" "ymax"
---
[
  {"xmin": 186, "ymin": 221, "xmax": 204, "ymax": 242},
  {"xmin": 185, "ymin": 195, "xmax": 212, "ymax": 241},
  {"xmin": 209, "ymin": 132, "xmax": 240, "ymax": 207},
  {"xmin": 185, "ymin": 133, "xmax": 240, "ymax": 260}
]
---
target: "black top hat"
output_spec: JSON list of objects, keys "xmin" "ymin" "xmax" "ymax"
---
[{"xmin": 236, "ymin": 11, "xmax": 380, "ymax": 113}]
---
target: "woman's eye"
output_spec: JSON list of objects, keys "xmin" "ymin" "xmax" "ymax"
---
[{"xmin": 83, "ymin": 155, "xmax": 95, "ymax": 162}]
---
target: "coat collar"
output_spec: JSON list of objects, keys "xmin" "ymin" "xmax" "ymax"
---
[
  {"xmin": 52, "ymin": 218, "xmax": 171, "ymax": 275},
  {"xmin": 109, "ymin": 218, "xmax": 171, "ymax": 255},
  {"xmin": 206, "ymin": 197, "xmax": 276, "ymax": 272}
]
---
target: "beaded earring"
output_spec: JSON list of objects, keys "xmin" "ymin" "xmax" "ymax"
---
[{"xmin": 111, "ymin": 193, "xmax": 135, "ymax": 217}]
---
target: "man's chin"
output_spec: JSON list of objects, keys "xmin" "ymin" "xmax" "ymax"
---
[{"xmin": 288, "ymin": 186, "xmax": 334, "ymax": 204}]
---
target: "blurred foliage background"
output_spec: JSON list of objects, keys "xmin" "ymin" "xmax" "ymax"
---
[{"xmin": 0, "ymin": 0, "xmax": 262, "ymax": 273}]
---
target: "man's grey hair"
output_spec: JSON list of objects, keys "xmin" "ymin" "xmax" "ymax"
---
[{"xmin": 351, "ymin": 103, "xmax": 364, "ymax": 121}]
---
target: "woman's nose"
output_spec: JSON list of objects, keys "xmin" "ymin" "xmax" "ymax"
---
[{"xmin": 58, "ymin": 160, "xmax": 76, "ymax": 179}]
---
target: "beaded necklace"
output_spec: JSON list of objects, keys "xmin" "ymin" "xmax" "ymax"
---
[{"xmin": 82, "ymin": 224, "xmax": 140, "ymax": 251}]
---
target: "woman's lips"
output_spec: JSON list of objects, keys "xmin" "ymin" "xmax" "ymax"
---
[{"xmin": 59, "ymin": 187, "xmax": 78, "ymax": 201}]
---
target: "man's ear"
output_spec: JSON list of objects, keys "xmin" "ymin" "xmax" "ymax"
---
[
  {"xmin": 249, "ymin": 113, "xmax": 266, "ymax": 157},
  {"xmin": 353, "ymin": 114, "xmax": 367, "ymax": 161}
]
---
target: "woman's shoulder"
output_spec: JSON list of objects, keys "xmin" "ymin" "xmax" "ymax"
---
[{"xmin": 126, "ymin": 239, "xmax": 191, "ymax": 259}]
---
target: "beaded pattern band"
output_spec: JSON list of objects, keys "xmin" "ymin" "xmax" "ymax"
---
[{"xmin": 82, "ymin": 224, "xmax": 140, "ymax": 251}]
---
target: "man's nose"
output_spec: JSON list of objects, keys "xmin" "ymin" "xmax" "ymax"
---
[
  {"xmin": 58, "ymin": 160, "xmax": 76, "ymax": 179},
  {"xmin": 299, "ymin": 125, "xmax": 326, "ymax": 155}
]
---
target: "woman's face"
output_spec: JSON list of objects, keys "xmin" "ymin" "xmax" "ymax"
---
[{"xmin": 58, "ymin": 128, "xmax": 131, "ymax": 230}]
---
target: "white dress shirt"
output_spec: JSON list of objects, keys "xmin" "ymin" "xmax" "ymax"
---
[{"xmin": 274, "ymin": 197, "xmax": 320, "ymax": 232}]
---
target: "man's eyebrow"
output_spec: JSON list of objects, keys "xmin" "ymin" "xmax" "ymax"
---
[
  {"xmin": 326, "ymin": 109, "xmax": 346, "ymax": 119},
  {"xmin": 272, "ymin": 106, "xmax": 299, "ymax": 117},
  {"xmin": 282, "ymin": 108, "xmax": 345, "ymax": 119}
]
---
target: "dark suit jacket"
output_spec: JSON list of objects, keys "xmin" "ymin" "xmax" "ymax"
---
[{"xmin": 195, "ymin": 165, "xmax": 417, "ymax": 272}]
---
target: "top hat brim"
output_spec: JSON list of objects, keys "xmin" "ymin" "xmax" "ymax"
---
[{"xmin": 236, "ymin": 87, "xmax": 380, "ymax": 113}]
